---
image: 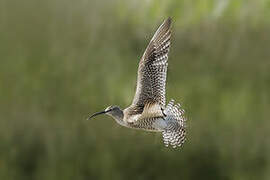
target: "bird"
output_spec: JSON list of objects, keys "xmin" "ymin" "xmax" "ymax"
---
[{"xmin": 88, "ymin": 18, "xmax": 186, "ymax": 148}]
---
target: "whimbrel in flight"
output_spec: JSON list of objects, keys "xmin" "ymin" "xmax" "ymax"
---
[{"xmin": 88, "ymin": 18, "xmax": 186, "ymax": 148}]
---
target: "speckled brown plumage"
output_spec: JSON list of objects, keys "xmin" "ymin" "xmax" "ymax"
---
[
  {"xmin": 89, "ymin": 18, "xmax": 187, "ymax": 148},
  {"xmin": 132, "ymin": 18, "xmax": 171, "ymax": 108}
]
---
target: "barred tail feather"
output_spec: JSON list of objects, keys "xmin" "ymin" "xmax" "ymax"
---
[{"xmin": 162, "ymin": 99, "xmax": 186, "ymax": 148}]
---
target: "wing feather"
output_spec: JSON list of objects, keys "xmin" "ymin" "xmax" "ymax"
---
[{"xmin": 132, "ymin": 18, "xmax": 172, "ymax": 109}]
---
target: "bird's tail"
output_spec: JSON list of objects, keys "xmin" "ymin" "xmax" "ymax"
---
[{"xmin": 162, "ymin": 99, "xmax": 186, "ymax": 148}]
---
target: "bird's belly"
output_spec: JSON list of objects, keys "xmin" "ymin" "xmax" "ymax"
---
[
  {"xmin": 127, "ymin": 117, "xmax": 166, "ymax": 132},
  {"xmin": 152, "ymin": 118, "xmax": 167, "ymax": 130}
]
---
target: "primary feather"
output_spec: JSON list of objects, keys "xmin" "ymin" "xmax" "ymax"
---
[{"xmin": 132, "ymin": 18, "xmax": 171, "ymax": 108}]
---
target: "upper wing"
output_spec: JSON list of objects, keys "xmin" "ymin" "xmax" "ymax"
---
[{"xmin": 132, "ymin": 18, "xmax": 172, "ymax": 108}]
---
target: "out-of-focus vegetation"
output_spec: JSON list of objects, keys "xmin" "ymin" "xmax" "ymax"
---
[{"xmin": 1, "ymin": 0, "xmax": 270, "ymax": 179}]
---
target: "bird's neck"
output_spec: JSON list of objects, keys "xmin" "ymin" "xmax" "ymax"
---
[
  {"xmin": 110, "ymin": 110, "xmax": 127, "ymax": 127},
  {"xmin": 114, "ymin": 116, "xmax": 127, "ymax": 127}
]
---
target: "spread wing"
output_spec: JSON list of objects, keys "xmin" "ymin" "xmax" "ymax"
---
[{"xmin": 132, "ymin": 18, "xmax": 172, "ymax": 109}]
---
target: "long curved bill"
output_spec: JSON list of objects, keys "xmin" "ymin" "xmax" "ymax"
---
[{"xmin": 87, "ymin": 110, "xmax": 106, "ymax": 120}]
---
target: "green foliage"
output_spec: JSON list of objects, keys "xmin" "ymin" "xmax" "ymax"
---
[{"xmin": 1, "ymin": 0, "xmax": 270, "ymax": 179}]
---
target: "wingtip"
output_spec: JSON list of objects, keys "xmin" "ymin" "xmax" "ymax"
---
[
  {"xmin": 165, "ymin": 17, "xmax": 172, "ymax": 27},
  {"xmin": 158, "ymin": 17, "xmax": 172, "ymax": 30}
]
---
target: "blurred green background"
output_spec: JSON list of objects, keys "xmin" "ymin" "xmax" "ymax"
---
[{"xmin": 1, "ymin": 0, "xmax": 270, "ymax": 179}]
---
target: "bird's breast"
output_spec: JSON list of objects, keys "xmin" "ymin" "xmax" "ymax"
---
[{"xmin": 124, "ymin": 114, "xmax": 141, "ymax": 123}]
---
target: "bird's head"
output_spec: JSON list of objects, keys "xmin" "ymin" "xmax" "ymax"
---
[{"xmin": 87, "ymin": 105, "xmax": 122, "ymax": 120}]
